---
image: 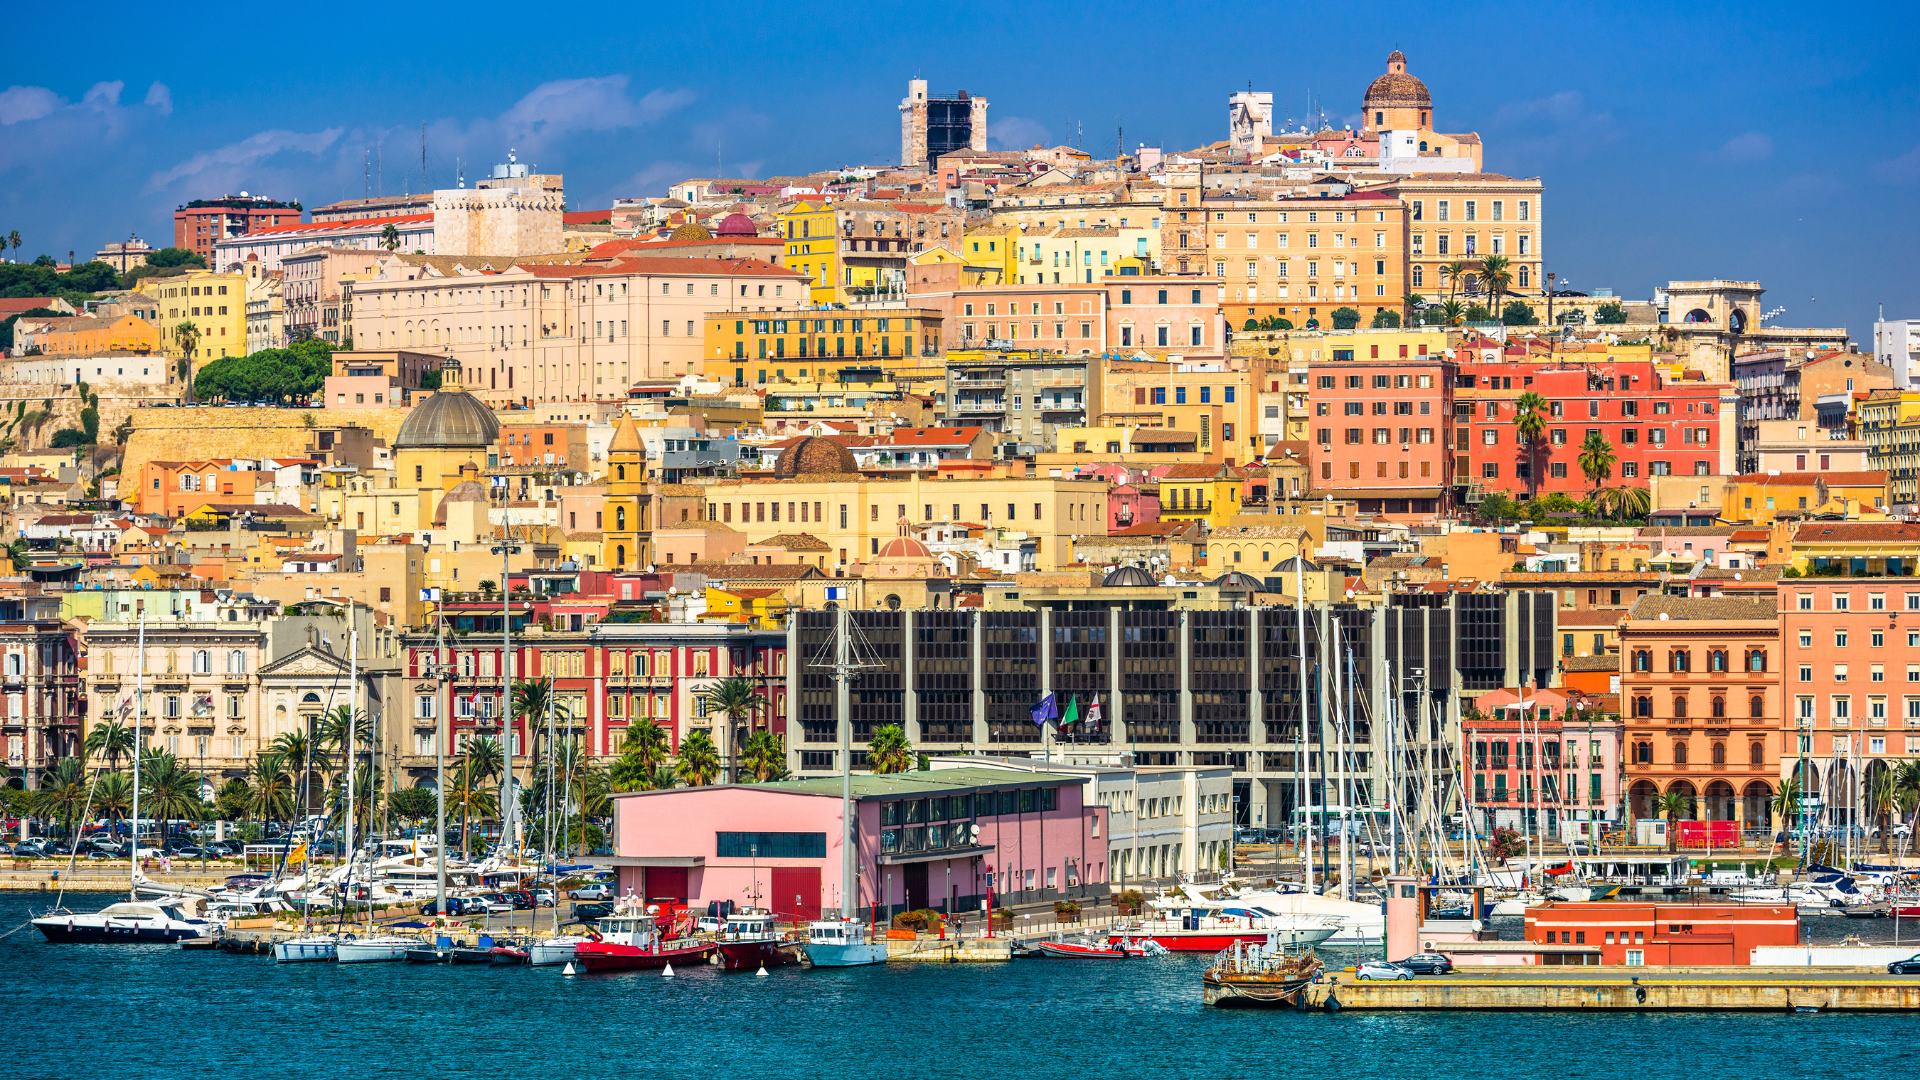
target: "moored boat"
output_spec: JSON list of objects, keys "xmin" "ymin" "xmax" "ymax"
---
[
  {"xmin": 715, "ymin": 910, "xmax": 800, "ymax": 971},
  {"xmin": 1202, "ymin": 937, "xmax": 1324, "ymax": 1008},
  {"xmin": 34, "ymin": 898, "xmax": 211, "ymax": 945},
  {"xmin": 573, "ymin": 905, "xmax": 716, "ymax": 973},
  {"xmin": 1109, "ymin": 906, "xmax": 1339, "ymax": 953},
  {"xmin": 273, "ymin": 933, "xmax": 339, "ymax": 963},
  {"xmin": 336, "ymin": 935, "xmax": 417, "ymax": 963},
  {"xmin": 528, "ymin": 933, "xmax": 596, "ymax": 967},
  {"xmin": 802, "ymin": 918, "xmax": 887, "ymax": 968},
  {"xmin": 1035, "ymin": 937, "xmax": 1130, "ymax": 959}
]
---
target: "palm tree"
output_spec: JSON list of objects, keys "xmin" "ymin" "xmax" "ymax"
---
[
  {"xmin": 609, "ymin": 722, "xmax": 673, "ymax": 792},
  {"xmin": 1593, "ymin": 485, "xmax": 1653, "ymax": 522},
  {"xmin": 141, "ymin": 754, "xmax": 206, "ymax": 850},
  {"xmin": 676, "ymin": 729, "xmax": 722, "ymax": 787},
  {"xmin": 447, "ymin": 761, "xmax": 498, "ymax": 857},
  {"xmin": 316, "ymin": 705, "xmax": 372, "ymax": 762},
  {"xmin": 1403, "ymin": 292, "xmax": 1426, "ymax": 323},
  {"xmin": 1577, "ymin": 431, "xmax": 1617, "ymax": 495},
  {"xmin": 84, "ymin": 719, "xmax": 136, "ymax": 772},
  {"xmin": 1439, "ymin": 299, "xmax": 1466, "ymax": 327},
  {"xmin": 246, "ymin": 752, "xmax": 294, "ymax": 837},
  {"xmin": 1871, "ymin": 768, "xmax": 1901, "ymax": 855},
  {"xmin": 5, "ymin": 538, "xmax": 29, "ymax": 572},
  {"xmin": 270, "ymin": 729, "xmax": 326, "ymax": 816},
  {"xmin": 868, "ymin": 724, "xmax": 914, "ymax": 774},
  {"xmin": 1512, "ymin": 391, "xmax": 1549, "ymax": 501},
  {"xmin": 1440, "ymin": 260, "xmax": 1472, "ymax": 304},
  {"xmin": 1478, "ymin": 254, "xmax": 1513, "ymax": 317},
  {"xmin": 8, "ymin": 230, "xmax": 21, "ymax": 259},
  {"xmin": 33, "ymin": 757, "xmax": 89, "ymax": 837},
  {"xmin": 172, "ymin": 321, "xmax": 201, "ymax": 367},
  {"xmin": 698, "ymin": 676, "xmax": 769, "ymax": 731},
  {"xmin": 325, "ymin": 761, "xmax": 381, "ymax": 838},
  {"xmin": 1896, "ymin": 761, "xmax": 1920, "ymax": 841},
  {"xmin": 388, "ymin": 786, "xmax": 438, "ymax": 831},
  {"xmin": 1771, "ymin": 775, "xmax": 1803, "ymax": 836},
  {"xmin": 463, "ymin": 735, "xmax": 505, "ymax": 784},
  {"xmin": 380, "ymin": 223, "xmax": 402, "ymax": 252},
  {"xmin": 739, "ymin": 730, "xmax": 789, "ymax": 784},
  {"xmin": 92, "ymin": 771, "xmax": 133, "ymax": 831},
  {"xmin": 1655, "ymin": 789, "xmax": 1693, "ymax": 853}
]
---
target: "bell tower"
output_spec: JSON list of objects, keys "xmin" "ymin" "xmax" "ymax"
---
[{"xmin": 601, "ymin": 411, "xmax": 650, "ymax": 572}]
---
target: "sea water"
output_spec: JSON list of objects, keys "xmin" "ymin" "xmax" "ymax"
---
[{"xmin": 8, "ymin": 892, "xmax": 1920, "ymax": 1079}]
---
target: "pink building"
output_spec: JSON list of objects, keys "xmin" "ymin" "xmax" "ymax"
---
[
  {"xmin": 910, "ymin": 275, "xmax": 1224, "ymax": 357},
  {"xmin": 1465, "ymin": 687, "xmax": 1623, "ymax": 841},
  {"xmin": 609, "ymin": 767, "xmax": 1107, "ymax": 922}
]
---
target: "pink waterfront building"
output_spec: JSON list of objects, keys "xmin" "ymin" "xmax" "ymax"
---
[{"xmin": 609, "ymin": 767, "xmax": 1107, "ymax": 921}]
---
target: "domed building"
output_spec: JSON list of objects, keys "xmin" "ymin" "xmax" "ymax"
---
[
  {"xmin": 1102, "ymin": 565, "xmax": 1157, "ymax": 588},
  {"xmin": 713, "ymin": 212, "xmax": 756, "ymax": 237},
  {"xmin": 1362, "ymin": 50, "xmax": 1432, "ymax": 135},
  {"xmin": 771, "ymin": 435, "xmax": 859, "ymax": 478},
  {"xmin": 859, "ymin": 520, "xmax": 948, "ymax": 610},
  {"xmin": 392, "ymin": 360, "xmax": 499, "ymax": 498},
  {"xmin": 1211, "ymin": 571, "xmax": 1265, "ymax": 593}
]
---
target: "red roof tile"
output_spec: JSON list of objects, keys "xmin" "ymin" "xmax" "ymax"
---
[{"xmin": 245, "ymin": 213, "xmax": 431, "ymax": 237}]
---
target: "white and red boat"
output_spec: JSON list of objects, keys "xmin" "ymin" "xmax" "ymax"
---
[
  {"xmin": 1036, "ymin": 937, "xmax": 1131, "ymax": 959},
  {"xmin": 573, "ymin": 905, "xmax": 715, "ymax": 973},
  {"xmin": 714, "ymin": 910, "xmax": 801, "ymax": 971},
  {"xmin": 1107, "ymin": 905, "xmax": 1339, "ymax": 953}
]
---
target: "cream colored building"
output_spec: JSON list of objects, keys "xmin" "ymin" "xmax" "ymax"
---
[
  {"xmin": 144, "ymin": 270, "xmax": 249, "ymax": 366},
  {"xmin": 1381, "ymin": 172, "xmax": 1545, "ymax": 304},
  {"xmin": 349, "ymin": 255, "xmax": 807, "ymax": 403}
]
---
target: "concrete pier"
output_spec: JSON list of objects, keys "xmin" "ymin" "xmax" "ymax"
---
[{"xmin": 1306, "ymin": 966, "xmax": 1920, "ymax": 1011}]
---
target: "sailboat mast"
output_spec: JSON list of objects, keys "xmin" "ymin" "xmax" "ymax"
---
[
  {"xmin": 1337, "ymin": 634, "xmax": 1355, "ymax": 900},
  {"xmin": 837, "ymin": 603, "xmax": 855, "ymax": 919},
  {"xmin": 1294, "ymin": 558, "xmax": 1313, "ymax": 892},
  {"xmin": 1385, "ymin": 658, "xmax": 1399, "ymax": 877},
  {"xmin": 345, "ymin": 610, "xmax": 358, "ymax": 901},
  {"xmin": 131, "ymin": 602, "xmax": 145, "ymax": 898},
  {"xmin": 434, "ymin": 611, "xmax": 447, "ymax": 918}
]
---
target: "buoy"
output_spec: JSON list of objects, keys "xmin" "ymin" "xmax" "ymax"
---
[
  {"xmin": 562, "ymin": 962, "xmax": 576, "ymax": 977},
  {"xmin": 756, "ymin": 964, "xmax": 768, "ymax": 978},
  {"xmin": 661, "ymin": 963, "xmax": 674, "ymax": 978}
]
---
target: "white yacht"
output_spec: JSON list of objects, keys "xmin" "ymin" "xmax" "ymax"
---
[
  {"xmin": 1194, "ymin": 885, "xmax": 1385, "ymax": 946},
  {"xmin": 34, "ymin": 898, "xmax": 210, "ymax": 944},
  {"xmin": 273, "ymin": 933, "xmax": 340, "ymax": 962},
  {"xmin": 803, "ymin": 918, "xmax": 889, "ymax": 968},
  {"xmin": 528, "ymin": 933, "xmax": 596, "ymax": 967},
  {"xmin": 335, "ymin": 935, "xmax": 417, "ymax": 963}
]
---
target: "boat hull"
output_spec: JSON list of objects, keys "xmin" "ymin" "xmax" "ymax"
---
[
  {"xmin": 404, "ymin": 947, "xmax": 455, "ymax": 963},
  {"xmin": 273, "ymin": 940, "xmax": 338, "ymax": 963},
  {"xmin": 803, "ymin": 941, "xmax": 889, "ymax": 967},
  {"xmin": 573, "ymin": 941, "xmax": 715, "ymax": 972},
  {"xmin": 1109, "ymin": 926, "xmax": 1336, "ymax": 953},
  {"xmin": 34, "ymin": 918, "xmax": 203, "ymax": 945},
  {"xmin": 336, "ymin": 939, "xmax": 413, "ymax": 963},
  {"xmin": 528, "ymin": 939, "xmax": 586, "ymax": 967},
  {"xmin": 717, "ymin": 939, "xmax": 800, "ymax": 971},
  {"xmin": 1037, "ymin": 941, "xmax": 1128, "ymax": 959}
]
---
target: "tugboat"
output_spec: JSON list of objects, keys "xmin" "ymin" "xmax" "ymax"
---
[
  {"xmin": 573, "ymin": 903, "xmax": 715, "ymax": 973},
  {"xmin": 1201, "ymin": 936, "xmax": 1324, "ymax": 1008},
  {"xmin": 715, "ymin": 910, "xmax": 800, "ymax": 971}
]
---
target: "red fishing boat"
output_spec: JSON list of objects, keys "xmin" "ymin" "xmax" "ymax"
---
[
  {"xmin": 573, "ymin": 906, "xmax": 715, "ymax": 973},
  {"xmin": 1036, "ymin": 937, "xmax": 1131, "ymax": 959},
  {"xmin": 714, "ymin": 910, "xmax": 801, "ymax": 971}
]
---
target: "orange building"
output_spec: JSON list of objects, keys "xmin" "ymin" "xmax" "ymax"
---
[
  {"xmin": 499, "ymin": 422, "xmax": 589, "ymax": 469},
  {"xmin": 1306, "ymin": 354, "xmax": 1455, "ymax": 517},
  {"xmin": 138, "ymin": 460, "xmax": 264, "ymax": 518},
  {"xmin": 1780, "ymin": 577, "xmax": 1920, "ymax": 815},
  {"xmin": 1526, "ymin": 902, "xmax": 1797, "ymax": 966},
  {"xmin": 1619, "ymin": 596, "xmax": 1781, "ymax": 834}
]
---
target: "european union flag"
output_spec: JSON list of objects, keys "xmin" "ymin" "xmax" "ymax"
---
[{"xmin": 1030, "ymin": 692, "xmax": 1059, "ymax": 728}]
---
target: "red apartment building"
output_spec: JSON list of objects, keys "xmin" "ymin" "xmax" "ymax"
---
[
  {"xmin": 1456, "ymin": 360, "xmax": 1736, "ymax": 498},
  {"xmin": 172, "ymin": 195, "xmax": 302, "ymax": 266},
  {"xmin": 1307, "ymin": 354, "xmax": 1455, "ymax": 517},
  {"xmin": 1526, "ymin": 902, "xmax": 1797, "ymax": 966}
]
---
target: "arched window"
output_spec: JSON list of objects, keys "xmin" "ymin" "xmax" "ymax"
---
[
  {"xmin": 1669, "ymin": 649, "xmax": 1691, "ymax": 673},
  {"xmin": 615, "ymin": 507, "xmax": 626, "ymax": 531},
  {"xmin": 1708, "ymin": 650, "xmax": 1728, "ymax": 672},
  {"xmin": 1750, "ymin": 695, "xmax": 1765, "ymax": 719},
  {"xmin": 1711, "ymin": 741, "xmax": 1726, "ymax": 765},
  {"xmin": 3, "ymin": 653, "xmax": 20, "ymax": 677},
  {"xmin": 1633, "ymin": 741, "xmax": 1652, "ymax": 764},
  {"xmin": 1673, "ymin": 740, "xmax": 1688, "ymax": 765},
  {"xmin": 227, "ymin": 650, "xmax": 246, "ymax": 674},
  {"xmin": 1632, "ymin": 650, "xmax": 1652, "ymax": 672},
  {"xmin": 1746, "ymin": 649, "xmax": 1767, "ymax": 672},
  {"xmin": 1750, "ymin": 741, "xmax": 1765, "ymax": 766},
  {"xmin": 1673, "ymin": 694, "xmax": 1688, "ymax": 719},
  {"xmin": 192, "ymin": 649, "xmax": 211, "ymax": 675},
  {"xmin": 1632, "ymin": 695, "xmax": 1652, "ymax": 718},
  {"xmin": 1711, "ymin": 696, "xmax": 1726, "ymax": 719}
]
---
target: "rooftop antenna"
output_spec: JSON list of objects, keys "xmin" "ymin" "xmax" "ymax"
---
[
  {"xmin": 376, "ymin": 138, "xmax": 383, "ymax": 194},
  {"xmin": 456, "ymin": 157, "xmax": 465, "ymax": 189},
  {"xmin": 363, "ymin": 149, "xmax": 371, "ymax": 197},
  {"xmin": 420, "ymin": 122, "xmax": 427, "ymax": 193}
]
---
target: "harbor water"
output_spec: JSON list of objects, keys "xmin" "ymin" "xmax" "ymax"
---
[{"xmin": 10, "ymin": 893, "xmax": 1920, "ymax": 1079}]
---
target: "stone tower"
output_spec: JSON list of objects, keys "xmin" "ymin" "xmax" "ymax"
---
[
  {"xmin": 1228, "ymin": 90, "xmax": 1273, "ymax": 158},
  {"xmin": 900, "ymin": 79, "xmax": 929, "ymax": 169}
]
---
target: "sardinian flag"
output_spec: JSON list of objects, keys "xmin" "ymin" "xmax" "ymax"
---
[
  {"xmin": 116, "ymin": 697, "xmax": 132, "ymax": 720},
  {"xmin": 1085, "ymin": 696, "xmax": 1103, "ymax": 731}
]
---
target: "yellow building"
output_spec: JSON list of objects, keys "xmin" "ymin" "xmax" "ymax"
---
[
  {"xmin": 38, "ymin": 314, "xmax": 161, "ymax": 357},
  {"xmin": 958, "ymin": 224, "xmax": 1021, "ymax": 284},
  {"xmin": 781, "ymin": 200, "xmax": 841, "ymax": 304},
  {"xmin": 1096, "ymin": 359, "xmax": 1263, "ymax": 465},
  {"xmin": 779, "ymin": 199, "xmax": 962, "ymax": 304},
  {"xmin": 701, "ymin": 309, "xmax": 944, "ymax": 387},
  {"xmin": 701, "ymin": 585, "xmax": 789, "ymax": 629},
  {"xmin": 1018, "ymin": 226, "xmax": 1159, "ymax": 285},
  {"xmin": 1859, "ymin": 389, "xmax": 1920, "ymax": 507},
  {"xmin": 602, "ymin": 413, "xmax": 649, "ymax": 571},
  {"xmin": 1383, "ymin": 172, "xmax": 1546, "ymax": 305},
  {"xmin": 1721, "ymin": 470, "xmax": 1888, "ymax": 525},
  {"xmin": 1156, "ymin": 463, "xmax": 1246, "ymax": 527},
  {"xmin": 144, "ymin": 270, "xmax": 249, "ymax": 367}
]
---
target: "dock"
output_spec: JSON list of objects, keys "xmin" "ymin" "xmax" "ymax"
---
[{"xmin": 1305, "ymin": 966, "xmax": 1920, "ymax": 1011}]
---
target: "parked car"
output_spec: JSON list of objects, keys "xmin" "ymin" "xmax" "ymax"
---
[
  {"xmin": 12, "ymin": 838, "xmax": 50, "ymax": 858},
  {"xmin": 500, "ymin": 890, "xmax": 536, "ymax": 911},
  {"xmin": 572, "ymin": 901, "xmax": 615, "ymax": 921},
  {"xmin": 1888, "ymin": 954, "xmax": 1920, "ymax": 975},
  {"xmin": 1398, "ymin": 953, "xmax": 1454, "ymax": 975},
  {"xmin": 1357, "ymin": 961, "xmax": 1413, "ymax": 981},
  {"xmin": 570, "ymin": 883, "xmax": 613, "ymax": 901},
  {"xmin": 530, "ymin": 889, "xmax": 557, "ymax": 907}
]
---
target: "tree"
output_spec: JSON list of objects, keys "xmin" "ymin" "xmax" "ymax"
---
[
  {"xmin": 1439, "ymin": 300, "xmax": 1466, "ymax": 327},
  {"xmin": 8, "ymin": 230, "xmax": 22, "ymax": 259},
  {"xmin": 270, "ymin": 729, "xmax": 327, "ymax": 815},
  {"xmin": 85, "ymin": 719, "xmax": 136, "ymax": 771},
  {"xmin": 1593, "ymin": 485, "xmax": 1652, "ymax": 522},
  {"xmin": 868, "ymin": 724, "xmax": 914, "ymax": 774},
  {"xmin": 316, "ymin": 704, "xmax": 372, "ymax": 769},
  {"xmin": 1577, "ymin": 431, "xmax": 1617, "ymax": 494},
  {"xmin": 1261, "ymin": 316, "xmax": 1294, "ymax": 331},
  {"xmin": 1329, "ymin": 306, "xmax": 1362, "ymax": 330},
  {"xmin": 214, "ymin": 777, "xmax": 253, "ymax": 823},
  {"xmin": 447, "ymin": 762, "xmax": 498, "ymax": 856},
  {"xmin": 1655, "ymin": 790, "xmax": 1693, "ymax": 852},
  {"xmin": 92, "ymin": 771, "xmax": 133, "ymax": 831},
  {"xmin": 1594, "ymin": 301, "xmax": 1628, "ymax": 325},
  {"xmin": 1486, "ymin": 825, "xmax": 1525, "ymax": 863},
  {"xmin": 34, "ymin": 757, "xmax": 90, "ymax": 837},
  {"xmin": 388, "ymin": 786, "xmax": 438, "ymax": 829},
  {"xmin": 1464, "ymin": 303, "xmax": 1493, "ymax": 323},
  {"xmin": 1403, "ymin": 293, "xmax": 1426, "ymax": 323},
  {"xmin": 1243, "ymin": 318, "xmax": 1261, "ymax": 332},
  {"xmin": 1440, "ymin": 260, "xmax": 1472, "ymax": 303},
  {"xmin": 1477, "ymin": 255, "xmax": 1513, "ymax": 318},
  {"xmin": 172, "ymin": 321, "xmax": 201, "ymax": 368},
  {"xmin": 698, "ymin": 676, "xmax": 769, "ymax": 734},
  {"xmin": 1869, "ymin": 768, "xmax": 1900, "ymax": 855},
  {"xmin": 246, "ymin": 753, "xmax": 294, "ymax": 837},
  {"xmin": 380, "ymin": 223, "xmax": 402, "ymax": 252},
  {"xmin": 676, "ymin": 729, "xmax": 722, "ymax": 787},
  {"xmin": 141, "ymin": 752, "xmax": 206, "ymax": 848},
  {"xmin": 1475, "ymin": 492, "xmax": 1522, "ymax": 525},
  {"xmin": 1512, "ymin": 391, "xmax": 1549, "ymax": 501},
  {"xmin": 739, "ymin": 730, "xmax": 789, "ymax": 783},
  {"xmin": 1897, "ymin": 761, "xmax": 1920, "ymax": 840},
  {"xmin": 143, "ymin": 247, "xmax": 205, "ymax": 270},
  {"xmin": 1501, "ymin": 300, "xmax": 1539, "ymax": 326},
  {"xmin": 463, "ymin": 735, "xmax": 505, "ymax": 783},
  {"xmin": 1772, "ymin": 775, "xmax": 1802, "ymax": 835},
  {"xmin": 48, "ymin": 428, "xmax": 89, "ymax": 449},
  {"xmin": 609, "ymin": 722, "xmax": 672, "ymax": 791},
  {"xmin": 1371, "ymin": 309, "xmax": 1401, "ymax": 328}
]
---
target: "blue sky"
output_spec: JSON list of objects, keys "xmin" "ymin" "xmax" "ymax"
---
[{"xmin": 1, "ymin": 1, "xmax": 1913, "ymax": 338}]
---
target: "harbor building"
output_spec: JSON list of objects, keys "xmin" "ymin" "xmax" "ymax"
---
[{"xmin": 608, "ymin": 767, "xmax": 1104, "ymax": 919}]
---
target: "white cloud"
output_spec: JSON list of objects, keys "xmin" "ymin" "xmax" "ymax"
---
[
  {"xmin": 1717, "ymin": 131, "xmax": 1773, "ymax": 163},
  {"xmin": 0, "ymin": 80, "xmax": 171, "ymax": 169},
  {"xmin": 146, "ymin": 127, "xmax": 346, "ymax": 192},
  {"xmin": 990, "ymin": 116, "xmax": 1049, "ymax": 150},
  {"xmin": 496, "ymin": 77, "xmax": 692, "ymax": 151}
]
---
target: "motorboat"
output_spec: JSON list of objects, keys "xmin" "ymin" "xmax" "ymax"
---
[
  {"xmin": 573, "ymin": 907, "xmax": 715, "ymax": 973},
  {"xmin": 1106, "ymin": 906, "xmax": 1340, "ymax": 953},
  {"xmin": 489, "ymin": 941, "xmax": 530, "ymax": 965},
  {"xmin": 34, "ymin": 898, "xmax": 211, "ymax": 944},
  {"xmin": 528, "ymin": 933, "xmax": 596, "ymax": 967},
  {"xmin": 1488, "ymin": 891, "xmax": 1545, "ymax": 918},
  {"xmin": 335, "ymin": 935, "xmax": 416, "ymax": 963},
  {"xmin": 273, "ymin": 933, "xmax": 340, "ymax": 962},
  {"xmin": 1035, "ymin": 936, "xmax": 1132, "ymax": 959},
  {"xmin": 802, "ymin": 917, "xmax": 888, "ymax": 968},
  {"xmin": 1191, "ymin": 885, "xmax": 1385, "ymax": 946},
  {"xmin": 715, "ymin": 910, "xmax": 801, "ymax": 971}
]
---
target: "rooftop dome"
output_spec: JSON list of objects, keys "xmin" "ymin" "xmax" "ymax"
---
[
  {"xmin": 1102, "ymin": 565, "xmax": 1157, "ymax": 588},
  {"xmin": 433, "ymin": 479, "xmax": 490, "ymax": 525},
  {"xmin": 771, "ymin": 435, "xmax": 857, "ymax": 478},
  {"xmin": 1212, "ymin": 571, "xmax": 1264, "ymax": 591},
  {"xmin": 879, "ymin": 536, "xmax": 931, "ymax": 559},
  {"xmin": 714, "ymin": 212, "xmax": 756, "ymax": 237},
  {"xmin": 1276, "ymin": 555, "xmax": 1319, "ymax": 573},
  {"xmin": 394, "ymin": 379, "xmax": 500, "ymax": 451},
  {"xmin": 1364, "ymin": 50, "xmax": 1431, "ymax": 108},
  {"xmin": 669, "ymin": 221, "xmax": 713, "ymax": 241}
]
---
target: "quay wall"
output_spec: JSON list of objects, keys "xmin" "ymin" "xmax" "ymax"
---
[{"xmin": 1309, "ymin": 970, "xmax": 1920, "ymax": 1010}]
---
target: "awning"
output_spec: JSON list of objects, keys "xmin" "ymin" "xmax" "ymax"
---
[{"xmin": 599, "ymin": 855, "xmax": 706, "ymax": 868}]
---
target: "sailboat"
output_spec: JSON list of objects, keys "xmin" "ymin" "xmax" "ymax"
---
[
  {"xmin": 528, "ymin": 681, "xmax": 594, "ymax": 967},
  {"xmin": 803, "ymin": 604, "xmax": 888, "ymax": 968},
  {"xmin": 36, "ymin": 605, "xmax": 212, "ymax": 945},
  {"xmin": 281, "ymin": 616, "xmax": 367, "ymax": 964}
]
